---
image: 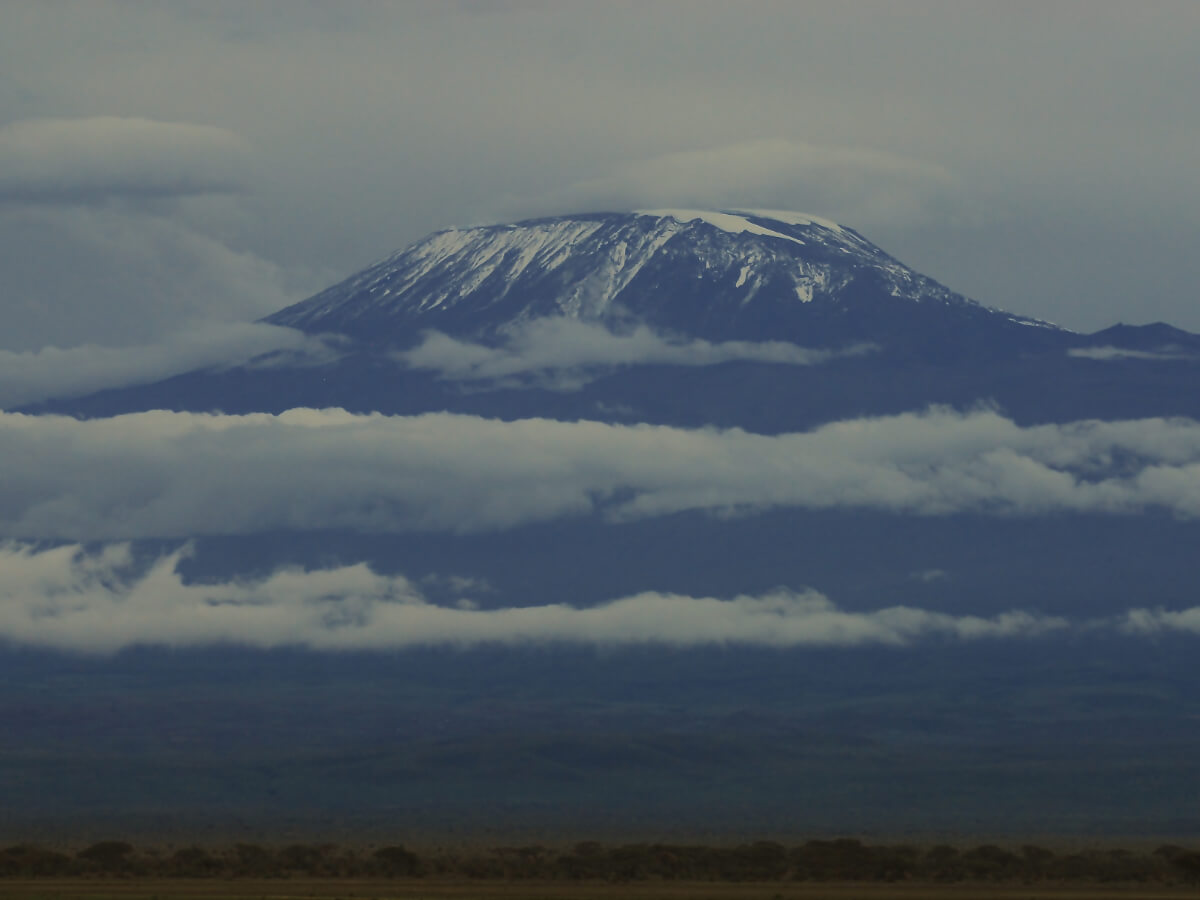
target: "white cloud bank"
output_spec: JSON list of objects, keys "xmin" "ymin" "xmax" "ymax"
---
[
  {"xmin": 0, "ymin": 542, "xmax": 1067, "ymax": 654},
  {"xmin": 1068, "ymin": 346, "xmax": 1195, "ymax": 362},
  {"xmin": 5, "ymin": 407, "xmax": 1200, "ymax": 540},
  {"xmin": 6, "ymin": 541, "xmax": 1198, "ymax": 655},
  {"xmin": 1120, "ymin": 607, "xmax": 1200, "ymax": 637},
  {"xmin": 400, "ymin": 318, "xmax": 870, "ymax": 389},
  {"xmin": 0, "ymin": 323, "xmax": 331, "ymax": 409}
]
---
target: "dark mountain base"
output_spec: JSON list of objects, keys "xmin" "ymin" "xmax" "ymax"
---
[
  {"xmin": 169, "ymin": 509, "xmax": 1200, "ymax": 618},
  {"xmin": 31, "ymin": 351, "xmax": 1200, "ymax": 433}
]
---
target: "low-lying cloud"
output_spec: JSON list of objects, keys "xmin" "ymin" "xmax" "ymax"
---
[
  {"xmin": 1120, "ymin": 606, "xmax": 1200, "ymax": 637},
  {"xmin": 5, "ymin": 407, "xmax": 1200, "ymax": 540},
  {"xmin": 0, "ymin": 323, "xmax": 332, "ymax": 409},
  {"xmin": 1068, "ymin": 346, "xmax": 1195, "ymax": 362},
  {"xmin": 400, "ymin": 318, "xmax": 870, "ymax": 389},
  {"xmin": 0, "ymin": 542, "xmax": 1068, "ymax": 654}
]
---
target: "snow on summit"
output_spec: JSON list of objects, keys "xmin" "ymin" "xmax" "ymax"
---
[{"xmin": 635, "ymin": 208, "xmax": 847, "ymax": 240}]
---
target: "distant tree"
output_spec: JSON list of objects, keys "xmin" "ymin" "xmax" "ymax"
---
[
  {"xmin": 232, "ymin": 842, "xmax": 275, "ymax": 877},
  {"xmin": 1169, "ymin": 851, "xmax": 1200, "ymax": 884},
  {"xmin": 168, "ymin": 846, "xmax": 219, "ymax": 878},
  {"xmin": 280, "ymin": 843, "xmax": 330, "ymax": 874},
  {"xmin": 77, "ymin": 840, "xmax": 134, "ymax": 872},
  {"xmin": 373, "ymin": 844, "xmax": 421, "ymax": 877},
  {"xmin": 0, "ymin": 844, "xmax": 73, "ymax": 877},
  {"xmin": 961, "ymin": 844, "xmax": 1019, "ymax": 880}
]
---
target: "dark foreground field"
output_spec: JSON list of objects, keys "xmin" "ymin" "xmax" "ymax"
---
[
  {"xmin": 2, "ymin": 880, "xmax": 1199, "ymax": 900},
  {"xmin": 5, "ymin": 839, "xmax": 1200, "ymax": 900}
]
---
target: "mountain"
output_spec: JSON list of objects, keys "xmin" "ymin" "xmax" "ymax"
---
[
  {"xmin": 265, "ymin": 209, "xmax": 1062, "ymax": 357},
  {"xmin": 30, "ymin": 209, "xmax": 1200, "ymax": 427},
  {"xmin": 10, "ymin": 210, "xmax": 1200, "ymax": 836}
]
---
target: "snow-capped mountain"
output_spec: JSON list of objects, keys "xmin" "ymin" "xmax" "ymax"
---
[
  {"xmin": 26, "ymin": 208, "xmax": 1200, "ymax": 427},
  {"xmin": 13, "ymin": 210, "xmax": 1200, "ymax": 840},
  {"xmin": 266, "ymin": 209, "xmax": 1062, "ymax": 354}
]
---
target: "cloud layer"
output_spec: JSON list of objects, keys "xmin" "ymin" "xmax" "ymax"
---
[
  {"xmin": 1068, "ymin": 346, "xmax": 1195, "ymax": 362},
  {"xmin": 0, "ymin": 202, "xmax": 311, "ymax": 352},
  {"xmin": 401, "ymin": 318, "xmax": 870, "ymax": 389},
  {"xmin": 0, "ymin": 542, "xmax": 1069, "ymax": 654},
  {"xmin": 0, "ymin": 117, "xmax": 250, "ymax": 205},
  {"xmin": 0, "ymin": 116, "xmax": 316, "ymax": 351},
  {"xmin": 5, "ymin": 541, "xmax": 1197, "ymax": 655},
  {"xmin": 5, "ymin": 407, "xmax": 1200, "ymax": 540}
]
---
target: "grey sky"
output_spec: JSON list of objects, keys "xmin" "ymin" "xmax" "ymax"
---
[{"xmin": 1, "ymin": 1, "xmax": 1199, "ymax": 352}]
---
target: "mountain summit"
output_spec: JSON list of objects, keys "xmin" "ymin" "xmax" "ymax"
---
[{"xmin": 266, "ymin": 209, "xmax": 1060, "ymax": 354}]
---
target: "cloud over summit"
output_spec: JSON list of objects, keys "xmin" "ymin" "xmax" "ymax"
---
[{"xmin": 500, "ymin": 139, "xmax": 956, "ymax": 228}]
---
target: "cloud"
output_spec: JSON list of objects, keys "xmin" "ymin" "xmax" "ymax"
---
[
  {"xmin": 0, "ymin": 204, "xmax": 306, "ymax": 351},
  {"xmin": 0, "ymin": 542, "xmax": 1067, "ymax": 654},
  {"xmin": 6, "ymin": 407, "xmax": 1200, "ymax": 540},
  {"xmin": 5, "ymin": 5, "xmax": 1200, "ymax": 340},
  {"xmin": 0, "ymin": 323, "xmax": 332, "ymax": 409},
  {"xmin": 1068, "ymin": 346, "xmax": 1195, "ymax": 362},
  {"xmin": 400, "ymin": 318, "xmax": 872, "ymax": 389},
  {"xmin": 910, "ymin": 569, "xmax": 950, "ymax": 583},
  {"xmin": 499, "ymin": 139, "xmax": 957, "ymax": 228},
  {"xmin": 0, "ymin": 117, "xmax": 250, "ymax": 205},
  {"xmin": 1121, "ymin": 606, "xmax": 1200, "ymax": 636}
]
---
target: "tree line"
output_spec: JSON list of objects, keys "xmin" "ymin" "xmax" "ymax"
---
[{"xmin": 2, "ymin": 838, "xmax": 1200, "ymax": 883}]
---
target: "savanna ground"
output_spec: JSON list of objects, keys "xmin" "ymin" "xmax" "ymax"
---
[
  {"xmin": 2, "ymin": 880, "xmax": 1199, "ymax": 900},
  {"xmin": 6, "ymin": 839, "xmax": 1200, "ymax": 900}
]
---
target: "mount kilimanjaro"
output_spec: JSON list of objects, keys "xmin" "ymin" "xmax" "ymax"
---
[
  {"xmin": 11, "ymin": 210, "xmax": 1200, "ymax": 835},
  {"xmin": 37, "ymin": 208, "xmax": 1200, "ymax": 428},
  {"xmin": 265, "ymin": 208, "xmax": 1058, "ymax": 353}
]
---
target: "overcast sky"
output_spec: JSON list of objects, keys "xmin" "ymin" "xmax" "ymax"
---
[{"xmin": 2, "ymin": 1, "xmax": 1199, "ymax": 350}]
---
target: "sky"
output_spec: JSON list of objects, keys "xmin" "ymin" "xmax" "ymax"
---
[{"xmin": 1, "ymin": 0, "xmax": 1199, "ymax": 357}]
